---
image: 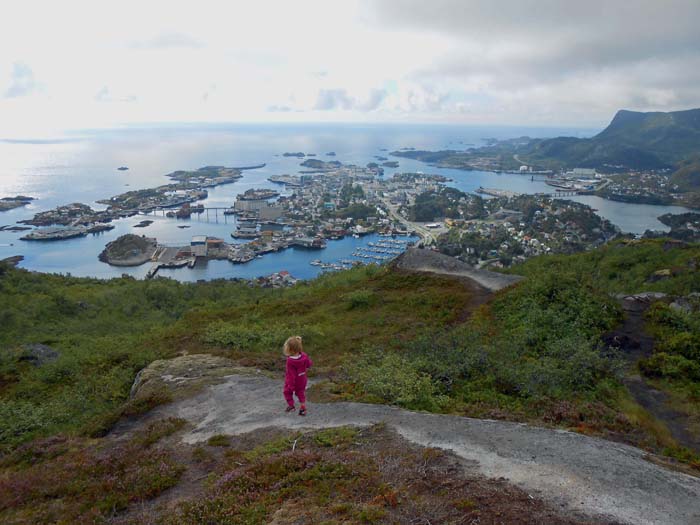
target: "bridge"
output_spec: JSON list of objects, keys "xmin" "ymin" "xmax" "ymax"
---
[
  {"xmin": 137, "ymin": 206, "xmax": 237, "ymax": 223},
  {"xmin": 538, "ymin": 190, "xmax": 584, "ymax": 197}
]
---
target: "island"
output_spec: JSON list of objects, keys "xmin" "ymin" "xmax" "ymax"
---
[
  {"xmin": 99, "ymin": 234, "xmax": 158, "ymax": 266},
  {"xmin": 21, "ymin": 224, "xmax": 115, "ymax": 241},
  {"xmin": 283, "ymin": 152, "xmax": 305, "ymax": 158},
  {"xmin": 268, "ymin": 175, "xmax": 302, "ymax": 187},
  {"xmin": 0, "ymin": 196, "xmax": 34, "ymax": 212},
  {"xmin": 299, "ymin": 159, "xmax": 342, "ymax": 172},
  {"xmin": 117, "ymin": 166, "xmax": 129, "ymax": 171}
]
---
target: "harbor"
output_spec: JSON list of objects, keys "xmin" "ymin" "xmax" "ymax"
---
[{"xmin": 127, "ymin": 234, "xmax": 416, "ymax": 279}]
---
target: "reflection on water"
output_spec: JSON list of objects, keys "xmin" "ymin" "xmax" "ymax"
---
[{"xmin": 0, "ymin": 123, "xmax": 692, "ymax": 281}]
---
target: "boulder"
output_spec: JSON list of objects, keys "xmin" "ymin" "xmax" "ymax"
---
[
  {"xmin": 647, "ymin": 269, "xmax": 671, "ymax": 282},
  {"xmin": 20, "ymin": 343, "xmax": 60, "ymax": 366},
  {"xmin": 129, "ymin": 353, "xmax": 263, "ymax": 402}
]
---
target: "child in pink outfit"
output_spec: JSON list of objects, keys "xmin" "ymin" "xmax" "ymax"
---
[{"xmin": 283, "ymin": 336, "xmax": 313, "ymax": 416}]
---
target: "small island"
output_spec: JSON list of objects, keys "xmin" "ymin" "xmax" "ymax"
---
[
  {"xmin": 283, "ymin": 152, "xmax": 305, "ymax": 158},
  {"xmin": 299, "ymin": 159, "xmax": 342, "ymax": 172},
  {"xmin": 99, "ymin": 234, "xmax": 158, "ymax": 266},
  {"xmin": 117, "ymin": 166, "xmax": 129, "ymax": 171},
  {"xmin": 0, "ymin": 196, "xmax": 34, "ymax": 212}
]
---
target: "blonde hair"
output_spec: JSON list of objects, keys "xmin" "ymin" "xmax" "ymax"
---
[{"xmin": 283, "ymin": 336, "xmax": 303, "ymax": 356}]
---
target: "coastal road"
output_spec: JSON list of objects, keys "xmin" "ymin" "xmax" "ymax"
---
[{"xmin": 162, "ymin": 373, "xmax": 700, "ymax": 525}]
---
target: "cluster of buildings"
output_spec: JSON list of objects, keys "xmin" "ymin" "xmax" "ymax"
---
[
  {"xmin": 597, "ymin": 170, "xmax": 679, "ymax": 205},
  {"xmin": 435, "ymin": 196, "xmax": 619, "ymax": 267}
]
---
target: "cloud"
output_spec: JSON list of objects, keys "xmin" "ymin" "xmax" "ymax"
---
[
  {"xmin": 313, "ymin": 88, "xmax": 388, "ymax": 111},
  {"xmin": 130, "ymin": 31, "xmax": 203, "ymax": 50},
  {"xmin": 366, "ymin": 0, "xmax": 700, "ymax": 123},
  {"xmin": 267, "ymin": 104, "xmax": 294, "ymax": 112},
  {"xmin": 95, "ymin": 86, "xmax": 137, "ymax": 103},
  {"xmin": 4, "ymin": 62, "xmax": 40, "ymax": 98},
  {"xmin": 314, "ymin": 89, "xmax": 355, "ymax": 110}
]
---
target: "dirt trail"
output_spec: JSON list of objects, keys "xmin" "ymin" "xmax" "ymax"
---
[
  {"xmin": 154, "ymin": 373, "xmax": 700, "ymax": 525},
  {"xmin": 608, "ymin": 296, "xmax": 700, "ymax": 452}
]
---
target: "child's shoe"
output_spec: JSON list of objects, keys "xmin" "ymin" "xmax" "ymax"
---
[
  {"xmin": 298, "ymin": 408, "xmax": 306, "ymax": 416},
  {"xmin": 285, "ymin": 405, "xmax": 296, "ymax": 413}
]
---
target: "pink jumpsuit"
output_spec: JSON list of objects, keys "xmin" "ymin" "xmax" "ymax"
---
[{"xmin": 284, "ymin": 352, "xmax": 312, "ymax": 406}]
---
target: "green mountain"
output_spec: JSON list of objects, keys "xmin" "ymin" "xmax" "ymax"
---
[
  {"xmin": 524, "ymin": 108, "xmax": 700, "ymax": 170},
  {"xmin": 670, "ymin": 154, "xmax": 700, "ymax": 191}
]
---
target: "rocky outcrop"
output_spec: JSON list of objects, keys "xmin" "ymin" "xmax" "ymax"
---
[
  {"xmin": 393, "ymin": 247, "xmax": 523, "ymax": 291},
  {"xmin": 164, "ymin": 373, "xmax": 700, "ymax": 525},
  {"xmin": 20, "ymin": 343, "xmax": 59, "ymax": 366},
  {"xmin": 129, "ymin": 354, "xmax": 262, "ymax": 402}
]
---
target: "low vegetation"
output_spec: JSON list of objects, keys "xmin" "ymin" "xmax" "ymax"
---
[
  {"xmin": 1, "ymin": 238, "xmax": 700, "ymax": 521},
  {"xmin": 121, "ymin": 425, "xmax": 591, "ymax": 525},
  {"xmin": 0, "ymin": 263, "xmax": 469, "ymax": 450}
]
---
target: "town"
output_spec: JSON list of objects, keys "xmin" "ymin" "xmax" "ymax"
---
[{"xmin": 9, "ymin": 153, "xmax": 632, "ymax": 275}]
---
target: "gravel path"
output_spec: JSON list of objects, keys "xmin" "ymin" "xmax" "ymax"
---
[{"xmin": 167, "ymin": 374, "xmax": 700, "ymax": 525}]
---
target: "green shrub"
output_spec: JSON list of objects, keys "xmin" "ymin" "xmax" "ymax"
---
[
  {"xmin": 639, "ymin": 353, "xmax": 700, "ymax": 381},
  {"xmin": 207, "ymin": 434, "xmax": 231, "ymax": 447},
  {"xmin": 343, "ymin": 289, "xmax": 377, "ymax": 309},
  {"xmin": 348, "ymin": 350, "xmax": 448, "ymax": 411},
  {"xmin": 313, "ymin": 427, "xmax": 358, "ymax": 448},
  {"xmin": 203, "ymin": 320, "xmax": 324, "ymax": 352}
]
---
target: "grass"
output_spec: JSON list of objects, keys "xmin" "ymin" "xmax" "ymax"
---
[{"xmin": 0, "ymin": 264, "xmax": 470, "ymax": 450}]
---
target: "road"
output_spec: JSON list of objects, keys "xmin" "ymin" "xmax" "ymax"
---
[
  {"xmin": 380, "ymin": 197, "xmax": 445, "ymax": 246},
  {"xmin": 159, "ymin": 373, "xmax": 700, "ymax": 525}
]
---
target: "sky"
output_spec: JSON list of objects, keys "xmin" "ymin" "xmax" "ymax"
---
[{"xmin": 1, "ymin": 0, "xmax": 699, "ymax": 136}]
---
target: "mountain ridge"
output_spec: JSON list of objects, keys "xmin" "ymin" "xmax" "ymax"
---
[{"xmin": 524, "ymin": 107, "xmax": 700, "ymax": 170}]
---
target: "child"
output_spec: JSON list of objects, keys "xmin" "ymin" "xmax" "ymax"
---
[{"xmin": 283, "ymin": 335, "xmax": 312, "ymax": 416}]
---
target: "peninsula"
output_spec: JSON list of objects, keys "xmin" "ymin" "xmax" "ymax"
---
[{"xmin": 390, "ymin": 107, "xmax": 700, "ymax": 209}]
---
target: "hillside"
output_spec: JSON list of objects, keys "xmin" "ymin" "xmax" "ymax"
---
[
  {"xmin": 670, "ymin": 155, "xmax": 700, "ymax": 191},
  {"xmin": 523, "ymin": 108, "xmax": 700, "ymax": 170},
  {"xmin": 1, "ymin": 241, "xmax": 700, "ymax": 523},
  {"xmin": 391, "ymin": 108, "xmax": 700, "ymax": 177}
]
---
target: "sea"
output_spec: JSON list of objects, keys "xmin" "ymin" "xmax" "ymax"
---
[{"xmin": 0, "ymin": 123, "xmax": 693, "ymax": 281}]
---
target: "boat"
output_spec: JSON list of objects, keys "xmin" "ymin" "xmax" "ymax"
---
[{"xmin": 310, "ymin": 259, "xmax": 322, "ymax": 266}]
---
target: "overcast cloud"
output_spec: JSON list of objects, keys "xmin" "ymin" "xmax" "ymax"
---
[{"xmin": 0, "ymin": 0, "xmax": 698, "ymax": 135}]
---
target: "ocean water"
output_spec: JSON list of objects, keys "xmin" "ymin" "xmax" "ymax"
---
[{"xmin": 0, "ymin": 123, "xmax": 691, "ymax": 280}]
